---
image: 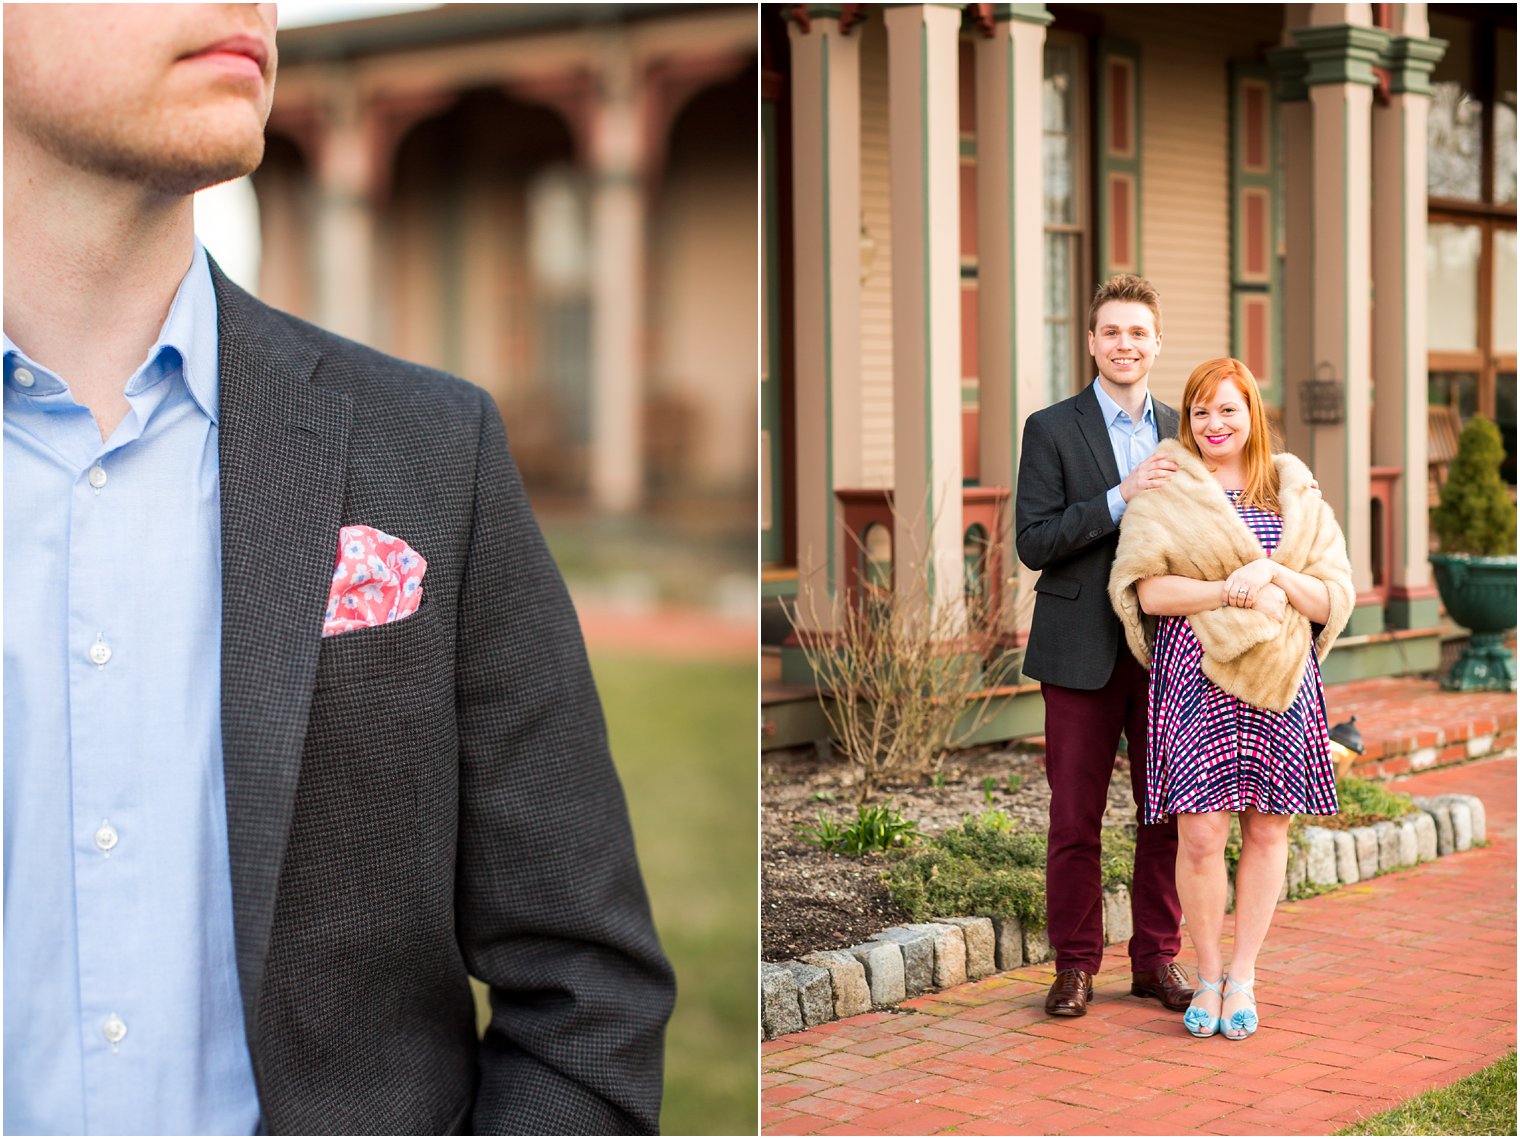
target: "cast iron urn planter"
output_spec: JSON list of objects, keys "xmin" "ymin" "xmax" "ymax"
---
[
  {"xmin": 1429, "ymin": 415, "xmax": 1517, "ymax": 692},
  {"xmin": 1430, "ymin": 553, "xmax": 1517, "ymax": 691}
]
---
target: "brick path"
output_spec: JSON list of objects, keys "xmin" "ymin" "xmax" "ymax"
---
[{"xmin": 762, "ymin": 754, "xmax": 1517, "ymax": 1135}]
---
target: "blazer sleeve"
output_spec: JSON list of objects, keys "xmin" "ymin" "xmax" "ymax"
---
[
  {"xmin": 1014, "ymin": 411, "xmax": 1119, "ymax": 570},
  {"xmin": 453, "ymin": 390, "xmax": 675, "ymax": 1135}
]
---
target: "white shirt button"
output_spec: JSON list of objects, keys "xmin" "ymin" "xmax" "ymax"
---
[
  {"xmin": 88, "ymin": 638, "xmax": 112, "ymax": 667},
  {"xmin": 95, "ymin": 821, "xmax": 119, "ymax": 854},
  {"xmin": 88, "ymin": 465, "xmax": 108, "ymax": 489},
  {"xmin": 103, "ymin": 1014, "xmax": 127, "ymax": 1045},
  {"xmin": 13, "ymin": 367, "xmax": 35, "ymax": 388}
]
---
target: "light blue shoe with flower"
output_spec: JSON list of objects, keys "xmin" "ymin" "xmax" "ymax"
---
[
  {"xmin": 1222, "ymin": 974, "xmax": 1258, "ymax": 1039},
  {"xmin": 1183, "ymin": 975, "xmax": 1223, "ymax": 1038}
]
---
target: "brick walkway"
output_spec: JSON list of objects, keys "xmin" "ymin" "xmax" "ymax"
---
[{"xmin": 762, "ymin": 754, "xmax": 1517, "ymax": 1135}]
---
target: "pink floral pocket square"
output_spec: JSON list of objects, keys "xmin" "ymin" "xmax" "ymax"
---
[{"xmin": 322, "ymin": 525, "xmax": 428, "ymax": 638}]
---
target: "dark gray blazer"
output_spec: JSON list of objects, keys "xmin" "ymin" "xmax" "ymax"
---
[
  {"xmin": 211, "ymin": 264, "xmax": 674, "ymax": 1135},
  {"xmin": 1015, "ymin": 382, "xmax": 1180, "ymax": 691}
]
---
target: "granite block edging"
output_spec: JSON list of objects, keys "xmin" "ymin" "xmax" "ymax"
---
[{"xmin": 763, "ymin": 793, "xmax": 1487, "ymax": 1041}]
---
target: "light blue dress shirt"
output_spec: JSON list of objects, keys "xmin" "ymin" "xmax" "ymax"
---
[
  {"xmin": 1091, "ymin": 379, "xmax": 1160, "ymax": 525},
  {"xmin": 3, "ymin": 244, "xmax": 261, "ymax": 1135}
]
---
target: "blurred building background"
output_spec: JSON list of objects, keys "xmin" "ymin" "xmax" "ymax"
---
[
  {"xmin": 762, "ymin": 2, "xmax": 1515, "ymax": 745},
  {"xmin": 196, "ymin": 4, "xmax": 759, "ymax": 1134}
]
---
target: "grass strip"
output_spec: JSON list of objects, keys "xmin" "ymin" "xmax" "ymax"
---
[{"xmin": 1336, "ymin": 1052, "xmax": 1516, "ymax": 1136}]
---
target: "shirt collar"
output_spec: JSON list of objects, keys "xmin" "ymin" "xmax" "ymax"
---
[
  {"xmin": 3, "ymin": 241, "xmax": 219, "ymax": 424},
  {"xmin": 1091, "ymin": 379, "xmax": 1154, "ymax": 430}
]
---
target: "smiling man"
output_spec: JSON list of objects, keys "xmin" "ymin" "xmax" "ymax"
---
[
  {"xmin": 3, "ymin": 5, "xmax": 673, "ymax": 1134},
  {"xmin": 1014, "ymin": 274, "xmax": 1192, "ymax": 1019}
]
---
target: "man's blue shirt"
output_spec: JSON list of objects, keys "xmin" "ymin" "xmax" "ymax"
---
[
  {"xmin": 3, "ymin": 243, "xmax": 261, "ymax": 1135},
  {"xmin": 1091, "ymin": 379, "xmax": 1160, "ymax": 525}
]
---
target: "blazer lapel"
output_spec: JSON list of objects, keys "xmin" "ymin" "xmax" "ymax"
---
[
  {"xmin": 1074, "ymin": 383, "xmax": 1121, "ymax": 487},
  {"xmin": 212, "ymin": 264, "xmax": 352, "ymax": 1033}
]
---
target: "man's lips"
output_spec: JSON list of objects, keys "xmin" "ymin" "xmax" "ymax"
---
[{"xmin": 180, "ymin": 34, "xmax": 268, "ymax": 76}]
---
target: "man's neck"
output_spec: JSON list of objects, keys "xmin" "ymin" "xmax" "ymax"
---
[
  {"xmin": 1096, "ymin": 375, "xmax": 1150, "ymax": 422},
  {"xmin": 4, "ymin": 133, "xmax": 197, "ymax": 438}
]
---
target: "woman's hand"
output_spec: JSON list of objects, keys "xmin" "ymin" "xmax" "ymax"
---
[
  {"xmin": 1251, "ymin": 582, "xmax": 1288, "ymax": 622},
  {"xmin": 1221, "ymin": 558, "xmax": 1277, "ymax": 608}
]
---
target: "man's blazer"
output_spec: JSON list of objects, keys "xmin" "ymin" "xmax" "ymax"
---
[
  {"xmin": 211, "ymin": 263, "xmax": 674, "ymax": 1134},
  {"xmin": 1015, "ymin": 382, "xmax": 1180, "ymax": 691}
]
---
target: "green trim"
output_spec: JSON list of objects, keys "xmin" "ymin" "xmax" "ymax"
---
[
  {"xmin": 1318, "ymin": 628, "xmax": 1440, "ymax": 683},
  {"xmin": 1386, "ymin": 595, "xmax": 1441, "ymax": 631},
  {"xmin": 1384, "ymin": 35, "xmax": 1447, "ymax": 96},
  {"xmin": 760, "ymin": 573, "xmax": 799, "ymax": 601},
  {"xmin": 921, "ymin": 19, "xmax": 936, "ymax": 596},
  {"xmin": 1293, "ymin": 24, "xmax": 1391, "ymax": 88},
  {"xmin": 959, "ymin": 137, "xmax": 977, "ymax": 159},
  {"xmin": 1007, "ymin": 33, "xmax": 1019, "ymax": 477},
  {"xmin": 822, "ymin": 35, "xmax": 836, "ymax": 590},
  {"xmin": 1342, "ymin": 94, "xmax": 1351, "ymax": 552},
  {"xmin": 1344, "ymin": 600, "xmax": 1386, "ymax": 639},
  {"xmin": 1265, "ymin": 45, "xmax": 1309, "ymax": 103},
  {"xmin": 1228, "ymin": 62, "xmax": 1282, "ymax": 398},
  {"xmin": 990, "ymin": 3, "xmax": 1054, "ymax": 27},
  {"xmin": 1095, "ymin": 38, "xmax": 1143, "ymax": 278},
  {"xmin": 762, "ymin": 100, "xmax": 785, "ymax": 566}
]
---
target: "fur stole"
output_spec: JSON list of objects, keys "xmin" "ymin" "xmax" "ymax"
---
[{"xmin": 1107, "ymin": 438, "xmax": 1355, "ymax": 712}]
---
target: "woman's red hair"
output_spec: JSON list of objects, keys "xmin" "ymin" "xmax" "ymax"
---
[{"xmin": 1179, "ymin": 358, "xmax": 1279, "ymax": 512}]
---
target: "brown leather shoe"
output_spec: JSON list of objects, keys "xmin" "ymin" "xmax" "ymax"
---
[
  {"xmin": 1045, "ymin": 969, "xmax": 1094, "ymax": 1017},
  {"xmin": 1131, "ymin": 962, "xmax": 1194, "ymax": 1011}
]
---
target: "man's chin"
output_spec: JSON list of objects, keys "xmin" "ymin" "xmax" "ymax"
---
[{"xmin": 105, "ymin": 141, "xmax": 265, "ymax": 198}]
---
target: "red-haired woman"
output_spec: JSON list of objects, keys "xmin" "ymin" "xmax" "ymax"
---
[{"xmin": 1108, "ymin": 358, "xmax": 1354, "ymax": 1039}]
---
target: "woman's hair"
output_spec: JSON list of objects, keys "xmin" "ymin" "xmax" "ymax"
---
[{"xmin": 1179, "ymin": 357, "xmax": 1279, "ymax": 512}]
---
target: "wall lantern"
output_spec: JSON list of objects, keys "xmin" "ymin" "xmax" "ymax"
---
[{"xmin": 1300, "ymin": 362, "xmax": 1345, "ymax": 425}]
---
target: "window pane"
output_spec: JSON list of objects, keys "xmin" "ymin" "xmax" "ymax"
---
[
  {"xmin": 1429, "ymin": 371, "xmax": 1479, "ymax": 421},
  {"xmin": 1428, "ymin": 83, "xmax": 1485, "ymax": 200},
  {"xmin": 1426, "ymin": 222, "xmax": 1481, "ymax": 352},
  {"xmin": 1044, "ymin": 230, "xmax": 1070, "ymax": 315},
  {"xmin": 1428, "ymin": 13, "xmax": 1483, "ymax": 201},
  {"xmin": 1042, "ymin": 44, "xmax": 1075, "ymax": 225},
  {"xmin": 1497, "ymin": 28, "xmax": 1517, "ymax": 205},
  {"xmin": 1045, "ymin": 317, "xmax": 1072, "ymax": 408},
  {"xmin": 1495, "ymin": 228, "xmax": 1517, "ymax": 356}
]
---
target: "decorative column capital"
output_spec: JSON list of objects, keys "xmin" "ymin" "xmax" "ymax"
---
[
  {"xmin": 988, "ymin": 4, "xmax": 1054, "ymax": 27},
  {"xmin": 1292, "ymin": 24, "xmax": 1392, "ymax": 88},
  {"xmin": 1265, "ymin": 45, "xmax": 1309, "ymax": 103},
  {"xmin": 782, "ymin": 4, "xmax": 867, "ymax": 35},
  {"xmin": 1383, "ymin": 35, "xmax": 1448, "ymax": 96}
]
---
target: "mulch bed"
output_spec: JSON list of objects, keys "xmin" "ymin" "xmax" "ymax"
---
[{"xmin": 761, "ymin": 743, "xmax": 1137, "ymax": 962}]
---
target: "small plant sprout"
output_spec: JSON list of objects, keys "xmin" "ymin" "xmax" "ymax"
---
[{"xmin": 797, "ymin": 804, "xmax": 921, "ymax": 856}]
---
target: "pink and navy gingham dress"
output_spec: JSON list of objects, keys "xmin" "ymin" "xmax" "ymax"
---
[{"xmin": 1143, "ymin": 490, "xmax": 1337, "ymax": 824}]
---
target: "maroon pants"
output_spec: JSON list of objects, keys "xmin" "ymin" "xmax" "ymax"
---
[{"xmin": 1041, "ymin": 652, "xmax": 1182, "ymax": 974}]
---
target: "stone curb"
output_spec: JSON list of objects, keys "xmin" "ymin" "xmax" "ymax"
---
[{"xmin": 762, "ymin": 796, "xmax": 1487, "ymax": 1040}]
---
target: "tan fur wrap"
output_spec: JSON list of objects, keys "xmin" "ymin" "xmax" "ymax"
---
[{"xmin": 1107, "ymin": 439, "xmax": 1355, "ymax": 712}]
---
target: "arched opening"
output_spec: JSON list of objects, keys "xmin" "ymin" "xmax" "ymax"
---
[
  {"xmin": 648, "ymin": 62, "xmax": 758, "ymax": 505},
  {"xmin": 382, "ymin": 89, "xmax": 583, "ymax": 494}
]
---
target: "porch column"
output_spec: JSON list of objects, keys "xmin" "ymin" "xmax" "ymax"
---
[
  {"xmin": 975, "ymin": 4, "xmax": 1051, "ymax": 621},
  {"xmin": 885, "ymin": 3, "xmax": 965, "ymax": 617},
  {"xmin": 1268, "ymin": 23, "xmax": 1312, "ymax": 459},
  {"xmin": 314, "ymin": 70, "xmax": 377, "ymax": 345},
  {"xmin": 1372, "ymin": 10, "xmax": 1446, "ymax": 628},
  {"xmin": 786, "ymin": 9, "xmax": 863, "ymax": 626},
  {"xmin": 1294, "ymin": 15, "xmax": 1389, "ymax": 634},
  {"xmin": 589, "ymin": 43, "xmax": 647, "ymax": 514}
]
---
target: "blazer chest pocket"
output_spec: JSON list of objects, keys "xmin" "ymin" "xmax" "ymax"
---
[
  {"xmin": 1033, "ymin": 575, "xmax": 1081, "ymax": 600},
  {"xmin": 314, "ymin": 599, "xmax": 449, "ymax": 699}
]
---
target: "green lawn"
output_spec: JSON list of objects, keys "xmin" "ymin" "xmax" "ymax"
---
[
  {"xmin": 1337, "ymin": 1052, "xmax": 1516, "ymax": 1136},
  {"xmin": 592, "ymin": 651, "xmax": 757, "ymax": 1137}
]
